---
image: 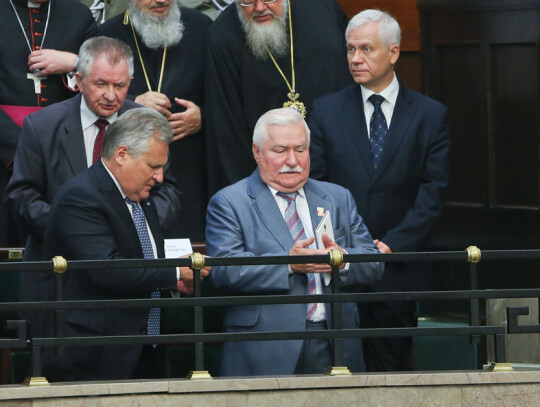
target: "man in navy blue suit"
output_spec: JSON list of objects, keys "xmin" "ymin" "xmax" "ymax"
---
[
  {"xmin": 42, "ymin": 108, "xmax": 207, "ymax": 381},
  {"xmin": 206, "ymin": 108, "xmax": 383, "ymax": 376},
  {"xmin": 309, "ymin": 9, "xmax": 451, "ymax": 371}
]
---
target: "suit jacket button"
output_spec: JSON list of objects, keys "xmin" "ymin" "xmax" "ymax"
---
[
  {"xmin": 370, "ymin": 189, "xmax": 378, "ymax": 195},
  {"xmin": 141, "ymin": 329, "xmax": 147, "ymax": 335}
]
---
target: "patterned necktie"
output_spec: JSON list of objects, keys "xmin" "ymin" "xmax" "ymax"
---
[
  {"xmin": 125, "ymin": 197, "xmax": 161, "ymax": 340},
  {"xmin": 277, "ymin": 192, "xmax": 317, "ymax": 319},
  {"xmin": 92, "ymin": 119, "xmax": 109, "ymax": 165},
  {"xmin": 368, "ymin": 94, "xmax": 388, "ymax": 169}
]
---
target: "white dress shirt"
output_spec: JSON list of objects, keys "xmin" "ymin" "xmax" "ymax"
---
[{"xmin": 80, "ymin": 97, "xmax": 118, "ymax": 167}]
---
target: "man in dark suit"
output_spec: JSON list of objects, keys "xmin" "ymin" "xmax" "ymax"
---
[
  {"xmin": 5, "ymin": 36, "xmax": 181, "ymax": 340},
  {"xmin": 42, "ymin": 107, "xmax": 206, "ymax": 381},
  {"xmin": 206, "ymin": 108, "xmax": 384, "ymax": 376},
  {"xmin": 309, "ymin": 9, "xmax": 451, "ymax": 371}
]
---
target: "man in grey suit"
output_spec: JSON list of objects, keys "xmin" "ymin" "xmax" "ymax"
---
[
  {"xmin": 5, "ymin": 36, "xmax": 181, "ymax": 339},
  {"xmin": 206, "ymin": 108, "xmax": 384, "ymax": 376}
]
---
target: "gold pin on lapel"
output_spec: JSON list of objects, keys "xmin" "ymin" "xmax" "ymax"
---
[{"xmin": 317, "ymin": 207, "xmax": 325, "ymax": 217}]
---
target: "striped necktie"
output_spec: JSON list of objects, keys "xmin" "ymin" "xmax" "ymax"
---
[{"xmin": 277, "ymin": 192, "xmax": 317, "ymax": 318}]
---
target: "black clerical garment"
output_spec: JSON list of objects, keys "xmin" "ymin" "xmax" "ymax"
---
[
  {"xmin": 204, "ymin": 0, "xmax": 352, "ymax": 194},
  {"xmin": 99, "ymin": 8, "xmax": 212, "ymax": 241},
  {"xmin": 0, "ymin": 0, "xmax": 95, "ymax": 246}
]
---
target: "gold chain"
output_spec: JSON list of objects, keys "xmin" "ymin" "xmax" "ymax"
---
[
  {"xmin": 266, "ymin": 0, "xmax": 306, "ymax": 116},
  {"xmin": 124, "ymin": 10, "xmax": 166, "ymax": 93}
]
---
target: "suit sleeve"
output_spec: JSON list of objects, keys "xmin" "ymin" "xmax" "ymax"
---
[
  {"xmin": 5, "ymin": 115, "xmax": 50, "ymax": 239},
  {"xmin": 44, "ymin": 187, "xmax": 177, "ymax": 293},
  {"xmin": 206, "ymin": 192, "xmax": 291, "ymax": 294},
  {"xmin": 382, "ymin": 106, "xmax": 451, "ymax": 252},
  {"xmin": 340, "ymin": 190, "xmax": 385, "ymax": 287},
  {"xmin": 308, "ymin": 98, "xmax": 329, "ymax": 181}
]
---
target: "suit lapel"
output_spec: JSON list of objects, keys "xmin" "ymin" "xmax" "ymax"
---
[
  {"xmin": 304, "ymin": 179, "xmax": 333, "ymax": 243},
  {"xmin": 60, "ymin": 94, "xmax": 87, "ymax": 175},
  {"xmin": 92, "ymin": 162, "xmax": 144, "ymax": 258},
  {"xmin": 248, "ymin": 171, "xmax": 293, "ymax": 251},
  {"xmin": 343, "ymin": 85, "xmax": 375, "ymax": 179},
  {"xmin": 374, "ymin": 84, "xmax": 416, "ymax": 179}
]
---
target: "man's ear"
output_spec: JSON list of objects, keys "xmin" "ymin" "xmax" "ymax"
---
[
  {"xmin": 252, "ymin": 143, "xmax": 260, "ymax": 164},
  {"xmin": 114, "ymin": 145, "xmax": 129, "ymax": 165},
  {"xmin": 390, "ymin": 44, "xmax": 400, "ymax": 65}
]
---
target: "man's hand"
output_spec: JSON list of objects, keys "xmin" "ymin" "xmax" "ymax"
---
[
  {"xmin": 373, "ymin": 239, "xmax": 393, "ymax": 253},
  {"xmin": 289, "ymin": 236, "xmax": 333, "ymax": 274},
  {"xmin": 135, "ymin": 91, "xmax": 172, "ymax": 117},
  {"xmin": 28, "ymin": 50, "xmax": 78, "ymax": 76},
  {"xmin": 168, "ymin": 98, "xmax": 201, "ymax": 141}
]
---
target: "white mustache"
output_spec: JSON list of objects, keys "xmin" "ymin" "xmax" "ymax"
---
[{"xmin": 279, "ymin": 165, "xmax": 303, "ymax": 173}]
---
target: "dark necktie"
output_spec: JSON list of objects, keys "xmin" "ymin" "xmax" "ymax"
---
[
  {"xmin": 124, "ymin": 197, "xmax": 161, "ymax": 340},
  {"xmin": 368, "ymin": 94, "xmax": 388, "ymax": 169},
  {"xmin": 92, "ymin": 119, "xmax": 109, "ymax": 165},
  {"xmin": 277, "ymin": 192, "xmax": 317, "ymax": 319}
]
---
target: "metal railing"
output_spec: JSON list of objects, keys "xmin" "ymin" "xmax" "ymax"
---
[{"xmin": 2, "ymin": 247, "xmax": 540, "ymax": 382}]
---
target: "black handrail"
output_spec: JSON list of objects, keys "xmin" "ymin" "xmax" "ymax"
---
[{"xmin": 1, "ymin": 248, "xmax": 540, "ymax": 378}]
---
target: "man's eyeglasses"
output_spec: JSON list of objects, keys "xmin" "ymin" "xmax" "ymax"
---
[{"xmin": 238, "ymin": 0, "xmax": 278, "ymax": 7}]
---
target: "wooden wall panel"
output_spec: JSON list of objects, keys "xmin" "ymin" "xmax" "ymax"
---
[
  {"xmin": 491, "ymin": 43, "xmax": 539, "ymax": 210},
  {"xmin": 434, "ymin": 44, "xmax": 486, "ymax": 207},
  {"xmin": 338, "ymin": 0, "xmax": 420, "ymax": 51}
]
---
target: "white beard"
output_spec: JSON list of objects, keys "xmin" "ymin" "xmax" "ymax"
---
[
  {"xmin": 237, "ymin": 0, "xmax": 289, "ymax": 60},
  {"xmin": 129, "ymin": 0, "xmax": 184, "ymax": 49}
]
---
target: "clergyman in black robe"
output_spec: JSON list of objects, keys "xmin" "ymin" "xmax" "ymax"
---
[
  {"xmin": 204, "ymin": 0, "xmax": 352, "ymax": 195},
  {"xmin": 0, "ymin": 0, "xmax": 96, "ymax": 246},
  {"xmin": 99, "ymin": 1, "xmax": 212, "ymax": 241}
]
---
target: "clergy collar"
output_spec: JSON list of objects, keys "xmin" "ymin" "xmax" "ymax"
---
[
  {"xmin": 360, "ymin": 72, "xmax": 399, "ymax": 108},
  {"xmin": 79, "ymin": 96, "xmax": 119, "ymax": 132},
  {"xmin": 27, "ymin": 1, "xmax": 44, "ymax": 8}
]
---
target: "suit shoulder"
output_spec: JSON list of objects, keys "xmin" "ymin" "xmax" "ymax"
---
[
  {"xmin": 401, "ymin": 86, "xmax": 447, "ymax": 112},
  {"xmin": 211, "ymin": 177, "xmax": 249, "ymax": 202},
  {"xmin": 25, "ymin": 97, "xmax": 78, "ymax": 124},
  {"xmin": 313, "ymin": 84, "xmax": 356, "ymax": 108},
  {"xmin": 123, "ymin": 99, "xmax": 143, "ymax": 110}
]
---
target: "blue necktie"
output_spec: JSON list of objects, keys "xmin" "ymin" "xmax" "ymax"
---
[
  {"xmin": 368, "ymin": 94, "xmax": 388, "ymax": 169},
  {"xmin": 277, "ymin": 192, "xmax": 317, "ymax": 319},
  {"xmin": 125, "ymin": 198, "xmax": 161, "ymax": 340}
]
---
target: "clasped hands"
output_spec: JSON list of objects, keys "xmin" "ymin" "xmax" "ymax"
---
[
  {"xmin": 288, "ymin": 233, "xmax": 345, "ymax": 274},
  {"xmin": 134, "ymin": 91, "xmax": 201, "ymax": 141},
  {"xmin": 176, "ymin": 255, "xmax": 211, "ymax": 295}
]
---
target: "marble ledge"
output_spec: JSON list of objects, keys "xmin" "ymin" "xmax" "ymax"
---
[{"xmin": 2, "ymin": 371, "xmax": 540, "ymax": 401}]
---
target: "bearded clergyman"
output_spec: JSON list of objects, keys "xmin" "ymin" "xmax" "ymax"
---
[
  {"xmin": 204, "ymin": 0, "xmax": 352, "ymax": 195},
  {"xmin": 99, "ymin": 0, "xmax": 211, "ymax": 241}
]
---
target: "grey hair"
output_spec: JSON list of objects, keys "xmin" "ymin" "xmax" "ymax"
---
[
  {"xmin": 78, "ymin": 36, "xmax": 134, "ymax": 78},
  {"xmin": 102, "ymin": 108, "xmax": 173, "ymax": 159},
  {"xmin": 253, "ymin": 108, "xmax": 310, "ymax": 148},
  {"xmin": 346, "ymin": 9, "xmax": 401, "ymax": 48}
]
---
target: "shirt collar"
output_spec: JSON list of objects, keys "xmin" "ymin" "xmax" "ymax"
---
[
  {"xmin": 360, "ymin": 72, "xmax": 399, "ymax": 107},
  {"xmin": 80, "ymin": 96, "xmax": 119, "ymax": 131},
  {"xmin": 101, "ymin": 159, "xmax": 127, "ymax": 200},
  {"xmin": 268, "ymin": 185, "xmax": 306, "ymax": 199}
]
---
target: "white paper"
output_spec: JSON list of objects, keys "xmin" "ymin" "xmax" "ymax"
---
[{"xmin": 164, "ymin": 238, "xmax": 193, "ymax": 259}]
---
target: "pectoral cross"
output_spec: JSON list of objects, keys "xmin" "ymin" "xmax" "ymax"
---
[{"xmin": 26, "ymin": 70, "xmax": 46, "ymax": 94}]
